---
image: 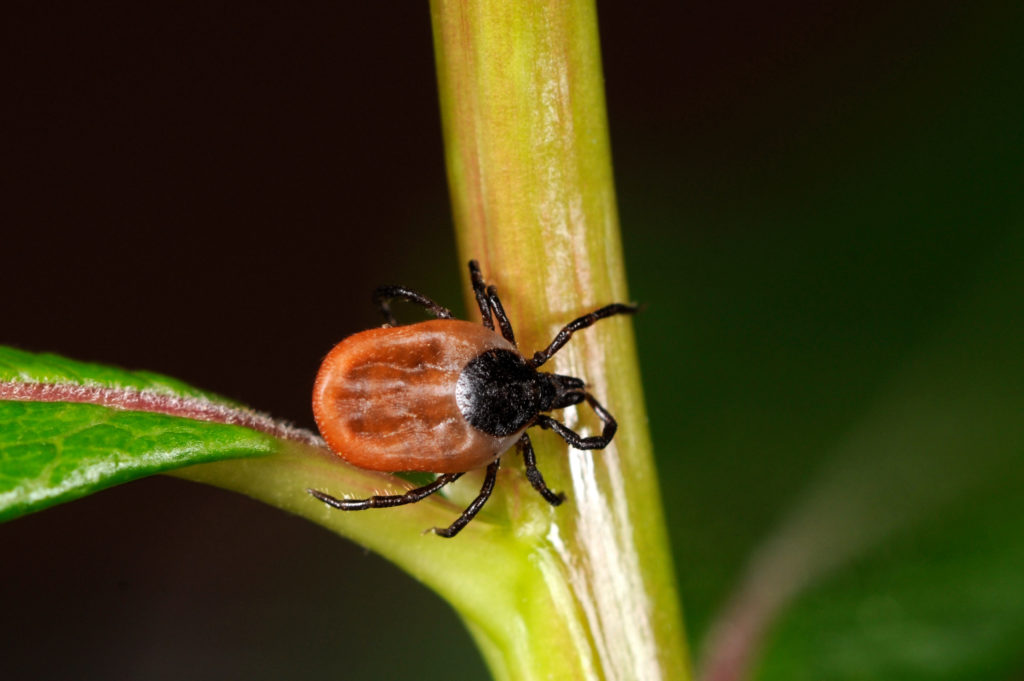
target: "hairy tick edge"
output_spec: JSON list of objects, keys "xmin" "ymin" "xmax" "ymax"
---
[{"xmin": 309, "ymin": 260, "xmax": 637, "ymax": 537}]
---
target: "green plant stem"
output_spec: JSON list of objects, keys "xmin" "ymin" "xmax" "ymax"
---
[
  {"xmin": 431, "ymin": 2, "xmax": 690, "ymax": 679},
  {"xmin": 176, "ymin": 4, "xmax": 692, "ymax": 679}
]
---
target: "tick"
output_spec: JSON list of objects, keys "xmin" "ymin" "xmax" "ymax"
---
[{"xmin": 309, "ymin": 260, "xmax": 637, "ymax": 537}]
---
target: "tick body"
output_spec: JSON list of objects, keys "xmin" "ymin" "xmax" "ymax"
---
[
  {"xmin": 310, "ymin": 260, "xmax": 637, "ymax": 537},
  {"xmin": 313, "ymin": 320, "xmax": 521, "ymax": 473}
]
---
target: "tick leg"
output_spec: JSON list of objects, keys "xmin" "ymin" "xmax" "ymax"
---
[
  {"xmin": 469, "ymin": 260, "xmax": 518, "ymax": 344},
  {"xmin": 486, "ymin": 285, "xmax": 517, "ymax": 345},
  {"xmin": 308, "ymin": 472, "xmax": 463, "ymax": 510},
  {"xmin": 432, "ymin": 459, "xmax": 500, "ymax": 538},
  {"xmin": 528, "ymin": 303, "xmax": 638, "ymax": 368},
  {"xmin": 373, "ymin": 285, "xmax": 454, "ymax": 326},
  {"xmin": 519, "ymin": 433, "xmax": 564, "ymax": 505},
  {"xmin": 469, "ymin": 260, "xmax": 494, "ymax": 330},
  {"xmin": 537, "ymin": 392, "xmax": 618, "ymax": 450},
  {"xmin": 485, "ymin": 284, "xmax": 520, "ymax": 346}
]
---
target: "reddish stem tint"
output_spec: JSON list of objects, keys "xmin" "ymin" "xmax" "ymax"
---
[{"xmin": 0, "ymin": 381, "xmax": 323, "ymax": 447}]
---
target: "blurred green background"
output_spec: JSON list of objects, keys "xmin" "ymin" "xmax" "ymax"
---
[{"xmin": 3, "ymin": 2, "xmax": 1022, "ymax": 679}]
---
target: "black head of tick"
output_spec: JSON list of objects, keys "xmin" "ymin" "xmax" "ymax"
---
[{"xmin": 456, "ymin": 348, "xmax": 586, "ymax": 437}]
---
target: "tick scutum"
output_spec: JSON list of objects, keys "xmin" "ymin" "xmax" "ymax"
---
[{"xmin": 456, "ymin": 348, "xmax": 556, "ymax": 437}]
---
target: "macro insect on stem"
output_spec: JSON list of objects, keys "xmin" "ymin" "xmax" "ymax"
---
[{"xmin": 309, "ymin": 260, "xmax": 637, "ymax": 537}]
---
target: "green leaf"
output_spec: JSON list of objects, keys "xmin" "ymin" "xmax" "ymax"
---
[
  {"xmin": 737, "ymin": 231, "xmax": 1024, "ymax": 681},
  {"xmin": 0, "ymin": 345, "xmax": 555, "ymax": 637},
  {"xmin": 648, "ymin": 12, "xmax": 1024, "ymax": 671},
  {"xmin": 0, "ymin": 345, "xmax": 225, "ymax": 398},
  {"xmin": 756, "ymin": 471, "xmax": 1024, "ymax": 681},
  {"xmin": 0, "ymin": 347, "xmax": 280, "ymax": 521}
]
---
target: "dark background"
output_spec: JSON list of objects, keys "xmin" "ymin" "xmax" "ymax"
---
[{"xmin": 3, "ymin": 2, "xmax": 1022, "ymax": 679}]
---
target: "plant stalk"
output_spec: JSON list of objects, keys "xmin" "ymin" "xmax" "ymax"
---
[{"xmin": 431, "ymin": 2, "xmax": 691, "ymax": 679}]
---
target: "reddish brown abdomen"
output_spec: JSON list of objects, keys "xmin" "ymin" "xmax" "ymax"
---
[{"xmin": 313, "ymin": 319, "xmax": 522, "ymax": 473}]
